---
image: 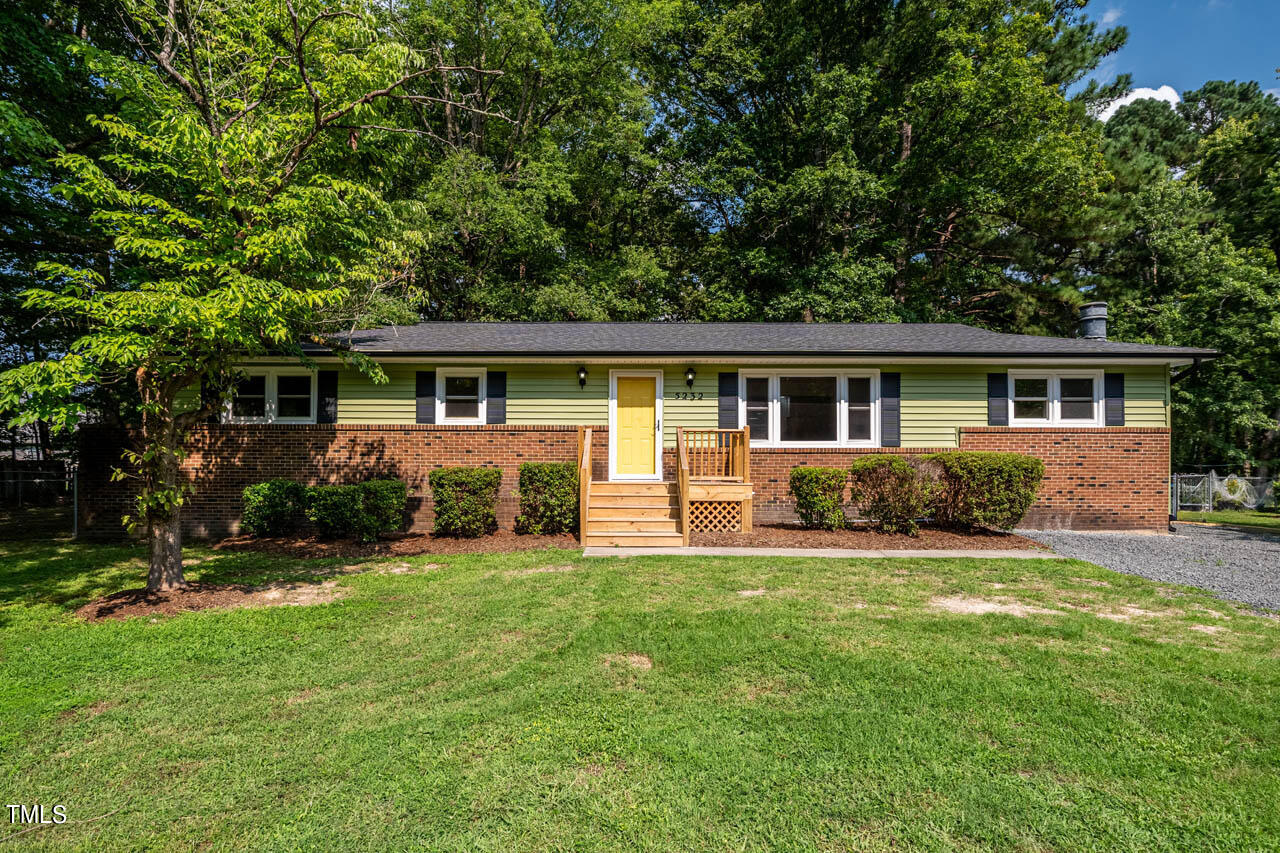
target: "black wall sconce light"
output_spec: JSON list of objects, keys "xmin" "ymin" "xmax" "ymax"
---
[
  {"xmin": 684, "ymin": 366, "xmax": 697, "ymax": 388},
  {"xmin": 577, "ymin": 366, "xmax": 588, "ymax": 388}
]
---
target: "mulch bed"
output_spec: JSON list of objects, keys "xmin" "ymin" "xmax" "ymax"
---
[
  {"xmin": 76, "ymin": 579, "xmax": 349, "ymax": 622},
  {"xmin": 77, "ymin": 582, "xmax": 258, "ymax": 622},
  {"xmin": 213, "ymin": 529, "xmax": 580, "ymax": 559},
  {"xmin": 691, "ymin": 523, "xmax": 1044, "ymax": 550}
]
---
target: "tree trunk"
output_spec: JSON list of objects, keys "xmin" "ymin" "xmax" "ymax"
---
[
  {"xmin": 147, "ymin": 514, "xmax": 186, "ymax": 591},
  {"xmin": 135, "ymin": 367, "xmax": 194, "ymax": 592}
]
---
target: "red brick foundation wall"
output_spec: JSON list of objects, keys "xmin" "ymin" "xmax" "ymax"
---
[
  {"xmin": 740, "ymin": 446, "xmax": 952, "ymax": 525},
  {"xmin": 78, "ymin": 424, "xmax": 1171, "ymax": 539},
  {"xmin": 958, "ymin": 427, "xmax": 1170, "ymax": 531},
  {"xmin": 743, "ymin": 428, "xmax": 1169, "ymax": 530},
  {"xmin": 78, "ymin": 424, "xmax": 599, "ymax": 540}
]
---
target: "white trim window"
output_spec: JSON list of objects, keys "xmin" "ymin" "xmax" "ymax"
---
[
  {"xmin": 436, "ymin": 368, "xmax": 487, "ymax": 424},
  {"xmin": 226, "ymin": 369, "xmax": 317, "ymax": 424},
  {"xmin": 738, "ymin": 371, "xmax": 880, "ymax": 447},
  {"xmin": 1008, "ymin": 370, "xmax": 1103, "ymax": 426}
]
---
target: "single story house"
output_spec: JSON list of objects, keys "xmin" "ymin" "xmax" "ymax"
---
[{"xmin": 78, "ymin": 305, "xmax": 1216, "ymax": 542}]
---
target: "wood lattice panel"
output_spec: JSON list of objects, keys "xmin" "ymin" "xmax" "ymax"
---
[{"xmin": 689, "ymin": 500, "xmax": 742, "ymax": 533}]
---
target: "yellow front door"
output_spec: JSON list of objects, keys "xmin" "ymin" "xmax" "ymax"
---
[{"xmin": 615, "ymin": 376, "xmax": 657, "ymax": 477}]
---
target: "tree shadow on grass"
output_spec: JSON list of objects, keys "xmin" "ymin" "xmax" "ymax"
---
[{"xmin": 0, "ymin": 537, "xmax": 360, "ymax": 626}]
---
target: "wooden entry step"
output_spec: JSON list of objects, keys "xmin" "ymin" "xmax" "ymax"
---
[{"xmin": 585, "ymin": 481, "xmax": 682, "ymax": 547}]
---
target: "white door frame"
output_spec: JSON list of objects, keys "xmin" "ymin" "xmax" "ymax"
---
[{"xmin": 608, "ymin": 369, "xmax": 664, "ymax": 482}]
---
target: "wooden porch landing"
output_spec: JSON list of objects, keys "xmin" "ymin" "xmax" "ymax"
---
[{"xmin": 577, "ymin": 427, "xmax": 754, "ymax": 548}]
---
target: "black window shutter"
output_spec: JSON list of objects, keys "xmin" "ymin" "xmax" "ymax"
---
[
  {"xmin": 718, "ymin": 372, "xmax": 738, "ymax": 429},
  {"xmin": 987, "ymin": 373, "xmax": 1009, "ymax": 426},
  {"xmin": 486, "ymin": 371, "xmax": 507, "ymax": 424},
  {"xmin": 199, "ymin": 379, "xmax": 221, "ymax": 424},
  {"xmin": 1104, "ymin": 372, "xmax": 1125, "ymax": 426},
  {"xmin": 416, "ymin": 370, "xmax": 436, "ymax": 424},
  {"xmin": 317, "ymin": 370, "xmax": 338, "ymax": 424},
  {"xmin": 880, "ymin": 372, "xmax": 901, "ymax": 447}
]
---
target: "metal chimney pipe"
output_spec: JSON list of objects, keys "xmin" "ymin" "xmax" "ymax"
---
[{"xmin": 1078, "ymin": 302, "xmax": 1108, "ymax": 340}]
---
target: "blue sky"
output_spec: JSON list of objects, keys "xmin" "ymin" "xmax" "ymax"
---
[{"xmin": 1089, "ymin": 0, "xmax": 1279, "ymax": 116}]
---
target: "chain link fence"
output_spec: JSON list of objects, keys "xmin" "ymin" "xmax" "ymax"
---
[
  {"xmin": 1171, "ymin": 472, "xmax": 1276, "ymax": 514},
  {"xmin": 0, "ymin": 468, "xmax": 78, "ymax": 539}
]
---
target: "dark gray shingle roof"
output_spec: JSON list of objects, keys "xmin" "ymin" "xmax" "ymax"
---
[{"xmin": 311, "ymin": 322, "xmax": 1215, "ymax": 360}]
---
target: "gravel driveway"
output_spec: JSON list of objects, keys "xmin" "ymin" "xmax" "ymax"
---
[{"xmin": 1021, "ymin": 524, "xmax": 1280, "ymax": 610}]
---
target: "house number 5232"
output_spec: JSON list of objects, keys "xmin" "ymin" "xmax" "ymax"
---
[{"xmin": 669, "ymin": 392, "xmax": 704, "ymax": 400}]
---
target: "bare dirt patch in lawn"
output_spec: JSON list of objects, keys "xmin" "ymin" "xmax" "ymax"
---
[
  {"xmin": 59, "ymin": 700, "xmax": 116, "ymax": 721},
  {"xmin": 738, "ymin": 588, "xmax": 768, "ymax": 597},
  {"xmin": 602, "ymin": 653, "xmax": 653, "ymax": 671},
  {"xmin": 692, "ymin": 523, "xmax": 1045, "ymax": 550},
  {"xmin": 1096, "ymin": 605, "xmax": 1168, "ymax": 622},
  {"xmin": 214, "ymin": 529, "xmax": 579, "ymax": 559},
  {"xmin": 930, "ymin": 595, "xmax": 1063, "ymax": 617},
  {"xmin": 76, "ymin": 579, "xmax": 347, "ymax": 622}
]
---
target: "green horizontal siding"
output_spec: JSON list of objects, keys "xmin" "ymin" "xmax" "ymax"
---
[
  {"xmin": 299, "ymin": 360, "xmax": 1170, "ymax": 438},
  {"xmin": 1124, "ymin": 366, "xmax": 1168, "ymax": 427},
  {"xmin": 337, "ymin": 364, "xmax": 416, "ymax": 424},
  {"xmin": 900, "ymin": 368, "xmax": 986, "ymax": 448},
  {"xmin": 175, "ymin": 382, "xmax": 201, "ymax": 415}
]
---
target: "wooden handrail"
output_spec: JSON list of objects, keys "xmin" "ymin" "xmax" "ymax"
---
[
  {"xmin": 677, "ymin": 427, "xmax": 691, "ymax": 546},
  {"xmin": 682, "ymin": 428, "xmax": 750, "ymax": 481},
  {"xmin": 578, "ymin": 426, "xmax": 592, "ymax": 545}
]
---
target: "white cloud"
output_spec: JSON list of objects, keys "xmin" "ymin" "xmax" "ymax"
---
[
  {"xmin": 1099, "ymin": 7, "xmax": 1123, "ymax": 26},
  {"xmin": 1097, "ymin": 85, "xmax": 1181, "ymax": 122}
]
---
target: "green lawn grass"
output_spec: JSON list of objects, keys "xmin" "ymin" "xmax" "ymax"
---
[
  {"xmin": 2, "ymin": 539, "xmax": 1278, "ymax": 851},
  {"xmin": 1178, "ymin": 508, "xmax": 1280, "ymax": 530}
]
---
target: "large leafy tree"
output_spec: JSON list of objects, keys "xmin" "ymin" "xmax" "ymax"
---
[
  {"xmin": 1092, "ymin": 86, "xmax": 1280, "ymax": 469},
  {"xmin": 645, "ymin": 0, "xmax": 1121, "ymax": 328},
  {"xmin": 347, "ymin": 0, "xmax": 692, "ymax": 321},
  {"xmin": 0, "ymin": 1, "xmax": 132, "ymax": 458},
  {"xmin": 1099, "ymin": 179, "xmax": 1280, "ymax": 469},
  {"xmin": 0, "ymin": 0, "xmax": 497, "ymax": 589}
]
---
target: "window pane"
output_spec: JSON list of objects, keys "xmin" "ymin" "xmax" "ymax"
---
[
  {"xmin": 744, "ymin": 378, "xmax": 769, "ymax": 439},
  {"xmin": 232, "ymin": 375, "xmax": 266, "ymax": 417},
  {"xmin": 1060, "ymin": 377, "xmax": 1094, "ymax": 399},
  {"xmin": 1013, "ymin": 400, "xmax": 1048, "ymax": 420},
  {"xmin": 779, "ymin": 376, "xmax": 837, "ymax": 442},
  {"xmin": 848, "ymin": 377, "xmax": 871, "ymax": 405},
  {"xmin": 848, "ymin": 406, "xmax": 872, "ymax": 441},
  {"xmin": 278, "ymin": 396, "xmax": 310, "ymax": 418},
  {"xmin": 445, "ymin": 375, "xmax": 479, "ymax": 399},
  {"xmin": 278, "ymin": 375, "xmax": 311, "ymax": 397},
  {"xmin": 1060, "ymin": 400, "xmax": 1095, "ymax": 420},
  {"xmin": 445, "ymin": 399, "xmax": 478, "ymax": 419},
  {"xmin": 1013, "ymin": 378, "xmax": 1048, "ymax": 399},
  {"xmin": 232, "ymin": 396, "xmax": 265, "ymax": 418}
]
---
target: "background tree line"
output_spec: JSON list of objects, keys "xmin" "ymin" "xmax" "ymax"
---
[{"xmin": 3, "ymin": 0, "xmax": 1278, "ymax": 472}]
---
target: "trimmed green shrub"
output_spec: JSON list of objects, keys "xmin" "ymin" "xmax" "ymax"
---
[
  {"xmin": 357, "ymin": 479, "xmax": 408, "ymax": 541},
  {"xmin": 430, "ymin": 466, "xmax": 502, "ymax": 537},
  {"xmin": 514, "ymin": 462, "xmax": 579, "ymax": 534},
  {"xmin": 241, "ymin": 479, "xmax": 307, "ymax": 537},
  {"xmin": 788, "ymin": 466, "xmax": 848, "ymax": 530},
  {"xmin": 848, "ymin": 455, "xmax": 940, "ymax": 536},
  {"xmin": 929, "ymin": 452, "xmax": 1045, "ymax": 531},
  {"xmin": 306, "ymin": 479, "xmax": 408, "ymax": 542},
  {"xmin": 307, "ymin": 484, "xmax": 363, "ymax": 539}
]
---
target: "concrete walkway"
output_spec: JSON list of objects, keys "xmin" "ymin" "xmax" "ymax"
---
[{"xmin": 583, "ymin": 546, "xmax": 1063, "ymax": 559}]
